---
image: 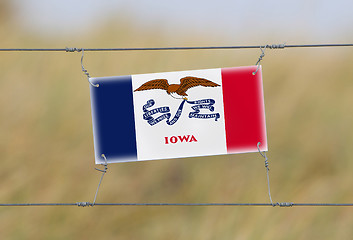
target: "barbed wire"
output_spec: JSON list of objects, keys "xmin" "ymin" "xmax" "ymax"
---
[{"xmin": 0, "ymin": 43, "xmax": 352, "ymax": 52}]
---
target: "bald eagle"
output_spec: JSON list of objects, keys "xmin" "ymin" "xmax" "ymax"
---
[{"xmin": 134, "ymin": 76, "xmax": 220, "ymax": 99}]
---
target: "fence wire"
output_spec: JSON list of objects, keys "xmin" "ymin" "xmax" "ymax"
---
[
  {"xmin": 0, "ymin": 43, "xmax": 352, "ymax": 52},
  {"xmin": 1, "ymin": 202, "xmax": 353, "ymax": 207},
  {"xmin": 1, "ymin": 42, "xmax": 353, "ymax": 207}
]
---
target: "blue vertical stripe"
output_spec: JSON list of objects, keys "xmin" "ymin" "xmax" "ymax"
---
[{"xmin": 90, "ymin": 76, "xmax": 137, "ymax": 163}]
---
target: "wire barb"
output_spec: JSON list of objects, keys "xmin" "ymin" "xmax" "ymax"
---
[
  {"xmin": 92, "ymin": 154, "xmax": 108, "ymax": 206},
  {"xmin": 257, "ymin": 142, "xmax": 274, "ymax": 205}
]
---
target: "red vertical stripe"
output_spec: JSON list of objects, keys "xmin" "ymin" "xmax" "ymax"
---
[{"xmin": 221, "ymin": 66, "xmax": 267, "ymax": 153}]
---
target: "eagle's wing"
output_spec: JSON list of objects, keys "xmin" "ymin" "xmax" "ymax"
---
[
  {"xmin": 134, "ymin": 79, "xmax": 169, "ymax": 92},
  {"xmin": 177, "ymin": 77, "xmax": 220, "ymax": 95}
]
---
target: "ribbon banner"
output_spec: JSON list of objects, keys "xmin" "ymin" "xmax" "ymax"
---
[
  {"xmin": 142, "ymin": 98, "xmax": 220, "ymax": 126},
  {"xmin": 89, "ymin": 66, "xmax": 267, "ymax": 164}
]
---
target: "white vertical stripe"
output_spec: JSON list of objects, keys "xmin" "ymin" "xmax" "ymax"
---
[{"xmin": 132, "ymin": 68, "xmax": 227, "ymax": 161}]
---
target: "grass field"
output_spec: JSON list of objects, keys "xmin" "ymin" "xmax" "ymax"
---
[{"xmin": 1, "ymin": 18, "xmax": 353, "ymax": 239}]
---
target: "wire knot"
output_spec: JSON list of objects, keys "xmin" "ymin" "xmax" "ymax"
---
[
  {"xmin": 65, "ymin": 47, "xmax": 82, "ymax": 52},
  {"xmin": 95, "ymin": 154, "xmax": 108, "ymax": 173},
  {"xmin": 257, "ymin": 142, "xmax": 270, "ymax": 170},
  {"xmin": 255, "ymin": 48, "xmax": 266, "ymax": 65},
  {"xmin": 76, "ymin": 202, "xmax": 92, "ymax": 207},
  {"xmin": 274, "ymin": 202, "xmax": 293, "ymax": 207},
  {"xmin": 252, "ymin": 43, "xmax": 285, "ymax": 75},
  {"xmin": 252, "ymin": 46, "xmax": 267, "ymax": 75},
  {"xmin": 266, "ymin": 43, "xmax": 286, "ymax": 49},
  {"xmin": 264, "ymin": 159, "xmax": 269, "ymax": 169}
]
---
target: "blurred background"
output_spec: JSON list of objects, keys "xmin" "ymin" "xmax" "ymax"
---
[{"xmin": 1, "ymin": 0, "xmax": 353, "ymax": 239}]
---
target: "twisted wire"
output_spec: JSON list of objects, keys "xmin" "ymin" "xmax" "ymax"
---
[
  {"xmin": 257, "ymin": 142, "xmax": 273, "ymax": 205},
  {"xmin": 92, "ymin": 154, "xmax": 108, "ymax": 206}
]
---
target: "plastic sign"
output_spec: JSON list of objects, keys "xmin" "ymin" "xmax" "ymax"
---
[{"xmin": 89, "ymin": 66, "xmax": 267, "ymax": 164}]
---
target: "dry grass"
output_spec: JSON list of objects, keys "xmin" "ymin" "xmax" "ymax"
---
[{"xmin": 1, "ymin": 20, "xmax": 353, "ymax": 240}]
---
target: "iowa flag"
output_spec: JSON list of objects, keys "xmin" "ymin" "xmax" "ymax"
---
[{"xmin": 90, "ymin": 66, "xmax": 267, "ymax": 164}]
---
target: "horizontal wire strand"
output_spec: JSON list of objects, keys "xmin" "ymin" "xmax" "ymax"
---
[
  {"xmin": 1, "ymin": 202, "xmax": 353, "ymax": 207},
  {"xmin": 0, "ymin": 43, "xmax": 353, "ymax": 52}
]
